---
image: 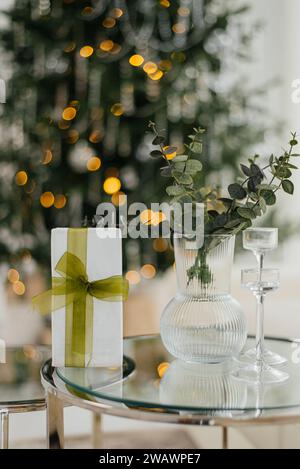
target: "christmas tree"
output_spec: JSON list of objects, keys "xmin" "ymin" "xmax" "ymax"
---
[{"xmin": 0, "ymin": 0, "xmax": 265, "ymax": 287}]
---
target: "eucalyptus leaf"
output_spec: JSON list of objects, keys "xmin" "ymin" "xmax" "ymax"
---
[
  {"xmin": 173, "ymin": 162, "xmax": 186, "ymax": 172},
  {"xmin": 224, "ymin": 218, "xmax": 243, "ymax": 228},
  {"xmin": 282, "ymin": 179, "xmax": 294, "ymax": 194},
  {"xmin": 164, "ymin": 146, "xmax": 177, "ymax": 155},
  {"xmin": 166, "ymin": 185, "xmax": 185, "ymax": 196},
  {"xmin": 152, "ymin": 135, "xmax": 165, "ymax": 145},
  {"xmin": 185, "ymin": 159, "xmax": 202, "ymax": 174},
  {"xmin": 237, "ymin": 207, "xmax": 256, "ymax": 219},
  {"xmin": 172, "ymin": 171, "xmax": 193, "ymax": 185},
  {"xmin": 172, "ymin": 155, "xmax": 188, "ymax": 162},
  {"xmin": 228, "ymin": 183, "xmax": 247, "ymax": 200},
  {"xmin": 240, "ymin": 164, "xmax": 251, "ymax": 176},
  {"xmin": 261, "ymin": 189, "xmax": 276, "ymax": 205},
  {"xmin": 150, "ymin": 150, "xmax": 163, "ymax": 158},
  {"xmin": 190, "ymin": 142, "xmax": 203, "ymax": 154},
  {"xmin": 259, "ymin": 196, "xmax": 267, "ymax": 213}
]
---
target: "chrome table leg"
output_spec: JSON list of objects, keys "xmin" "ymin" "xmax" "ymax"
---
[
  {"xmin": 222, "ymin": 426, "xmax": 228, "ymax": 449},
  {"xmin": 0, "ymin": 410, "xmax": 9, "ymax": 449},
  {"xmin": 47, "ymin": 392, "xmax": 64, "ymax": 449},
  {"xmin": 92, "ymin": 413, "xmax": 102, "ymax": 448}
]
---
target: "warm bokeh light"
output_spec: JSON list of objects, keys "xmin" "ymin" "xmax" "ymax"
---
[
  {"xmin": 153, "ymin": 238, "xmax": 168, "ymax": 252},
  {"xmin": 148, "ymin": 70, "xmax": 164, "ymax": 81},
  {"xmin": 178, "ymin": 6, "xmax": 190, "ymax": 16},
  {"xmin": 81, "ymin": 6, "xmax": 94, "ymax": 16},
  {"xmin": 143, "ymin": 61, "xmax": 158, "ymax": 74},
  {"xmin": 103, "ymin": 177, "xmax": 121, "ymax": 194},
  {"xmin": 15, "ymin": 171, "xmax": 28, "ymax": 186},
  {"xmin": 111, "ymin": 7, "xmax": 123, "ymax": 18},
  {"xmin": 58, "ymin": 120, "xmax": 70, "ymax": 130},
  {"xmin": 163, "ymin": 145, "xmax": 177, "ymax": 160},
  {"xmin": 172, "ymin": 23, "xmax": 186, "ymax": 34},
  {"xmin": 99, "ymin": 40, "xmax": 114, "ymax": 52},
  {"xmin": 110, "ymin": 43, "xmax": 121, "ymax": 55},
  {"xmin": 140, "ymin": 209, "xmax": 155, "ymax": 225},
  {"xmin": 87, "ymin": 156, "xmax": 101, "ymax": 171},
  {"xmin": 7, "ymin": 269, "xmax": 19, "ymax": 283},
  {"xmin": 64, "ymin": 42, "xmax": 76, "ymax": 53},
  {"xmin": 89, "ymin": 130, "xmax": 102, "ymax": 143},
  {"xmin": 67, "ymin": 129, "xmax": 79, "ymax": 144},
  {"xmin": 152, "ymin": 211, "xmax": 167, "ymax": 225},
  {"xmin": 159, "ymin": 59, "xmax": 172, "ymax": 71},
  {"xmin": 141, "ymin": 264, "xmax": 156, "ymax": 279},
  {"xmin": 103, "ymin": 17, "xmax": 116, "ymax": 28},
  {"xmin": 126, "ymin": 270, "xmax": 141, "ymax": 285},
  {"xmin": 129, "ymin": 54, "xmax": 144, "ymax": 67},
  {"xmin": 160, "ymin": 0, "xmax": 170, "ymax": 7},
  {"xmin": 54, "ymin": 194, "xmax": 67, "ymax": 209},
  {"xmin": 62, "ymin": 106, "xmax": 77, "ymax": 121},
  {"xmin": 110, "ymin": 103, "xmax": 124, "ymax": 116},
  {"xmin": 42, "ymin": 149, "xmax": 53, "ymax": 164},
  {"xmin": 40, "ymin": 191, "xmax": 55, "ymax": 208},
  {"xmin": 157, "ymin": 362, "xmax": 170, "ymax": 378},
  {"xmin": 13, "ymin": 281, "xmax": 26, "ymax": 296},
  {"xmin": 79, "ymin": 45, "xmax": 94, "ymax": 58},
  {"xmin": 111, "ymin": 191, "xmax": 126, "ymax": 206}
]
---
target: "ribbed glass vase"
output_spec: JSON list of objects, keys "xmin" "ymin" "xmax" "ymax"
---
[{"xmin": 161, "ymin": 235, "xmax": 247, "ymax": 363}]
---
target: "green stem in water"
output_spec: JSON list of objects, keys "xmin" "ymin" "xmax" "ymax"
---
[{"xmin": 187, "ymin": 247, "xmax": 213, "ymax": 285}]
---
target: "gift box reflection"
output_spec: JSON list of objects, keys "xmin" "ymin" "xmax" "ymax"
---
[{"xmin": 159, "ymin": 360, "xmax": 247, "ymax": 415}]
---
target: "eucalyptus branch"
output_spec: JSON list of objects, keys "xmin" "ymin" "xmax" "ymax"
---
[{"xmin": 149, "ymin": 121, "xmax": 299, "ymax": 283}]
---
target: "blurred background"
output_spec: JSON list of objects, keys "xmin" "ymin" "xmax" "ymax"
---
[{"xmin": 0, "ymin": 0, "xmax": 300, "ymax": 448}]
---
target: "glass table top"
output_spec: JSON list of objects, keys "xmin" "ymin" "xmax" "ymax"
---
[
  {"xmin": 0, "ymin": 346, "xmax": 50, "ymax": 406},
  {"xmin": 56, "ymin": 336, "xmax": 300, "ymax": 413}
]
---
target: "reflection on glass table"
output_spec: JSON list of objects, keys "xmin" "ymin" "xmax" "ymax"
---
[{"xmin": 57, "ymin": 336, "xmax": 300, "ymax": 414}]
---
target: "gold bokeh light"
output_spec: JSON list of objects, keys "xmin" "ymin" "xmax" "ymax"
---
[
  {"xmin": 110, "ymin": 103, "xmax": 124, "ymax": 116},
  {"xmin": 111, "ymin": 191, "xmax": 126, "ymax": 206},
  {"xmin": 79, "ymin": 45, "xmax": 94, "ymax": 58},
  {"xmin": 15, "ymin": 171, "xmax": 28, "ymax": 186},
  {"xmin": 157, "ymin": 362, "xmax": 170, "ymax": 378},
  {"xmin": 148, "ymin": 70, "xmax": 164, "ymax": 81},
  {"xmin": 7, "ymin": 269, "xmax": 19, "ymax": 283},
  {"xmin": 13, "ymin": 281, "xmax": 26, "ymax": 296},
  {"xmin": 103, "ymin": 177, "xmax": 121, "ymax": 195},
  {"xmin": 87, "ymin": 156, "xmax": 101, "ymax": 171},
  {"xmin": 40, "ymin": 191, "xmax": 55, "ymax": 208},
  {"xmin": 129, "ymin": 54, "xmax": 144, "ymax": 67},
  {"xmin": 54, "ymin": 194, "xmax": 67, "ymax": 209},
  {"xmin": 141, "ymin": 264, "xmax": 156, "ymax": 279},
  {"xmin": 103, "ymin": 17, "xmax": 116, "ymax": 28},
  {"xmin": 99, "ymin": 40, "xmax": 114, "ymax": 52},
  {"xmin": 62, "ymin": 106, "xmax": 77, "ymax": 121},
  {"xmin": 125, "ymin": 270, "xmax": 141, "ymax": 285},
  {"xmin": 143, "ymin": 61, "xmax": 158, "ymax": 74}
]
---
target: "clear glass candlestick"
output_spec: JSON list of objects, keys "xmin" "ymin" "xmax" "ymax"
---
[
  {"xmin": 234, "ymin": 269, "xmax": 288, "ymax": 384},
  {"xmin": 241, "ymin": 227, "xmax": 287, "ymax": 366}
]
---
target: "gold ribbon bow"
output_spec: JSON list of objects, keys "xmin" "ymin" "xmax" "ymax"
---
[{"xmin": 32, "ymin": 232, "xmax": 128, "ymax": 367}]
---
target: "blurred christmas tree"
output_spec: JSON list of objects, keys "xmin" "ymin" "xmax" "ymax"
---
[{"xmin": 0, "ymin": 0, "xmax": 265, "ymax": 284}]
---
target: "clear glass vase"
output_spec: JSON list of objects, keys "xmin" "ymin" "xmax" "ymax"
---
[{"xmin": 161, "ymin": 235, "xmax": 247, "ymax": 363}]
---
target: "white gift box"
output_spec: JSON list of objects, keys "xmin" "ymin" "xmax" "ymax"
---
[{"xmin": 51, "ymin": 227, "xmax": 123, "ymax": 367}]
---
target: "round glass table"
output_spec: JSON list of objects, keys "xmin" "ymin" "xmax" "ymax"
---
[
  {"xmin": 0, "ymin": 346, "xmax": 50, "ymax": 448},
  {"xmin": 41, "ymin": 335, "xmax": 300, "ymax": 449}
]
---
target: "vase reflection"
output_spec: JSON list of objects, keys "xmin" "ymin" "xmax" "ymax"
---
[{"xmin": 159, "ymin": 359, "xmax": 247, "ymax": 416}]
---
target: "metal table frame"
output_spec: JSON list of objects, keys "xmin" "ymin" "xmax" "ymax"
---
[
  {"xmin": 0, "ymin": 401, "xmax": 46, "ymax": 449},
  {"xmin": 41, "ymin": 357, "xmax": 300, "ymax": 450}
]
